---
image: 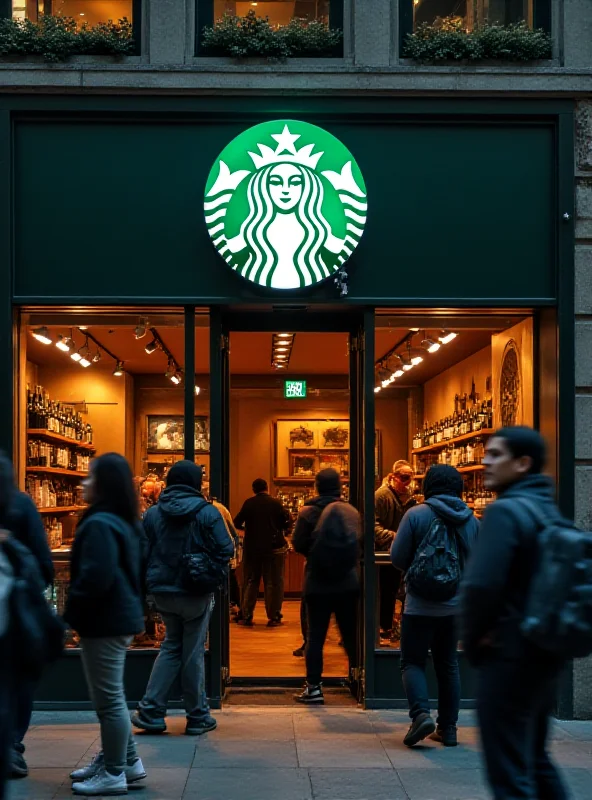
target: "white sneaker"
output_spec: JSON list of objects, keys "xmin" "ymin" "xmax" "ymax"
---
[
  {"xmin": 72, "ymin": 767, "xmax": 127, "ymax": 796},
  {"xmin": 71, "ymin": 754, "xmax": 146, "ymax": 784}
]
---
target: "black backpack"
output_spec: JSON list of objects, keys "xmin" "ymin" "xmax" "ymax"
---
[
  {"xmin": 180, "ymin": 500, "xmax": 229, "ymax": 595},
  {"xmin": 406, "ymin": 512, "xmax": 467, "ymax": 602},
  {"xmin": 308, "ymin": 501, "xmax": 360, "ymax": 583},
  {"xmin": 2, "ymin": 536, "xmax": 65, "ymax": 679},
  {"xmin": 515, "ymin": 497, "xmax": 592, "ymax": 659}
]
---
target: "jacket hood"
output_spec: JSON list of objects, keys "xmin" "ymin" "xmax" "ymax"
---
[
  {"xmin": 305, "ymin": 495, "xmax": 341, "ymax": 509},
  {"xmin": 425, "ymin": 495, "xmax": 474, "ymax": 524},
  {"xmin": 498, "ymin": 473, "xmax": 556, "ymax": 503},
  {"xmin": 158, "ymin": 485, "xmax": 207, "ymax": 518}
]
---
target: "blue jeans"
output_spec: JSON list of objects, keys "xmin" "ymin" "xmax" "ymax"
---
[
  {"xmin": 139, "ymin": 593, "xmax": 214, "ymax": 725},
  {"xmin": 400, "ymin": 614, "xmax": 460, "ymax": 728}
]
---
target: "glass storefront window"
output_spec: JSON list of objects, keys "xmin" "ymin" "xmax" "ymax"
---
[
  {"xmin": 12, "ymin": 0, "xmax": 133, "ymax": 26},
  {"xmin": 413, "ymin": 0, "xmax": 533, "ymax": 31},
  {"xmin": 213, "ymin": 0, "xmax": 330, "ymax": 26},
  {"xmin": 373, "ymin": 311, "xmax": 535, "ymax": 650}
]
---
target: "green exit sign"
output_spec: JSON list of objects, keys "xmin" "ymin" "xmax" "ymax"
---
[{"xmin": 284, "ymin": 380, "xmax": 307, "ymax": 399}]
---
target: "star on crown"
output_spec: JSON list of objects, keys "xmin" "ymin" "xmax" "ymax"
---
[{"xmin": 248, "ymin": 124, "xmax": 324, "ymax": 170}]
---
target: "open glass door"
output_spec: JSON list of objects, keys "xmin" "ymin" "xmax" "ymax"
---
[{"xmin": 208, "ymin": 308, "xmax": 231, "ymax": 704}]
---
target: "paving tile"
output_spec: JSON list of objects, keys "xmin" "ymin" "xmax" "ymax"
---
[
  {"xmin": 397, "ymin": 767, "xmax": 490, "ymax": 800},
  {"xmin": 559, "ymin": 768, "xmax": 592, "ymax": 800},
  {"xmin": 212, "ymin": 712, "xmax": 296, "ymax": 740},
  {"xmin": 549, "ymin": 739, "xmax": 592, "ymax": 767},
  {"xmin": 6, "ymin": 769, "xmax": 68, "ymax": 800},
  {"xmin": 20, "ymin": 739, "xmax": 95, "ymax": 769},
  {"xmin": 184, "ymin": 767, "xmax": 312, "ymax": 800},
  {"xmin": 134, "ymin": 736, "xmax": 197, "ymax": 769},
  {"xmin": 296, "ymin": 738, "xmax": 393, "ymax": 769},
  {"xmin": 382, "ymin": 736, "xmax": 483, "ymax": 770},
  {"xmin": 193, "ymin": 738, "xmax": 299, "ymax": 769},
  {"xmin": 52, "ymin": 767, "xmax": 188, "ymax": 800},
  {"xmin": 308, "ymin": 768, "xmax": 407, "ymax": 799},
  {"xmin": 294, "ymin": 710, "xmax": 375, "ymax": 739}
]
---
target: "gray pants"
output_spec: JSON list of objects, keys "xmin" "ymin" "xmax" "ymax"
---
[
  {"xmin": 139, "ymin": 593, "xmax": 214, "ymax": 724},
  {"xmin": 80, "ymin": 636, "xmax": 137, "ymax": 775}
]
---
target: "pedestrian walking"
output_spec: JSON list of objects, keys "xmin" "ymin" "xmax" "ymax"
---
[
  {"xmin": 0, "ymin": 454, "xmax": 54, "ymax": 781},
  {"xmin": 233, "ymin": 478, "xmax": 291, "ymax": 626},
  {"xmin": 462, "ymin": 427, "xmax": 568, "ymax": 799},
  {"xmin": 292, "ymin": 469, "xmax": 361, "ymax": 704},
  {"xmin": 64, "ymin": 453, "xmax": 146, "ymax": 797},
  {"xmin": 132, "ymin": 461, "xmax": 234, "ymax": 736},
  {"xmin": 391, "ymin": 465, "xmax": 478, "ymax": 747},
  {"xmin": 375, "ymin": 460, "xmax": 416, "ymax": 643}
]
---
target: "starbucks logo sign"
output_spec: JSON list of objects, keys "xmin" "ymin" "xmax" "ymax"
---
[{"xmin": 204, "ymin": 120, "xmax": 367, "ymax": 290}]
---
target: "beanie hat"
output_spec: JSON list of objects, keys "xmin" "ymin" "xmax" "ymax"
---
[
  {"xmin": 423, "ymin": 465, "xmax": 463, "ymax": 500},
  {"xmin": 392, "ymin": 459, "xmax": 412, "ymax": 474},
  {"xmin": 166, "ymin": 461, "xmax": 203, "ymax": 491},
  {"xmin": 316, "ymin": 468, "xmax": 341, "ymax": 497}
]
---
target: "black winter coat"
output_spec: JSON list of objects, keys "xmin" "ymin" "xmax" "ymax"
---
[
  {"xmin": 64, "ymin": 507, "xmax": 144, "ymax": 638},
  {"xmin": 0, "ymin": 490, "xmax": 54, "ymax": 588},
  {"xmin": 143, "ymin": 485, "xmax": 235, "ymax": 595},
  {"xmin": 461, "ymin": 474, "xmax": 562, "ymax": 665},
  {"xmin": 374, "ymin": 484, "xmax": 416, "ymax": 551},
  {"xmin": 292, "ymin": 495, "xmax": 360, "ymax": 596}
]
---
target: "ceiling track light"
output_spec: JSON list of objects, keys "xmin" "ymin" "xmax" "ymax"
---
[
  {"xmin": 56, "ymin": 331, "xmax": 75, "ymax": 352},
  {"xmin": 195, "ymin": 385, "xmax": 201, "ymax": 396},
  {"xmin": 145, "ymin": 338, "xmax": 159, "ymax": 355},
  {"xmin": 32, "ymin": 326, "xmax": 52, "ymax": 345},
  {"xmin": 439, "ymin": 330, "xmax": 458, "ymax": 344},
  {"xmin": 134, "ymin": 317, "xmax": 149, "ymax": 340},
  {"xmin": 113, "ymin": 361, "xmax": 124, "ymax": 377},
  {"xmin": 421, "ymin": 337, "xmax": 441, "ymax": 353}
]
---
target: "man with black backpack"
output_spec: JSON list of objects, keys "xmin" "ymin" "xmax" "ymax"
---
[
  {"xmin": 391, "ymin": 465, "xmax": 478, "ymax": 747},
  {"xmin": 292, "ymin": 469, "xmax": 361, "ymax": 705},
  {"xmin": 132, "ymin": 461, "xmax": 234, "ymax": 736},
  {"xmin": 461, "ymin": 427, "xmax": 570, "ymax": 800}
]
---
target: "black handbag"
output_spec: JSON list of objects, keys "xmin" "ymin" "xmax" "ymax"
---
[{"xmin": 180, "ymin": 501, "xmax": 228, "ymax": 595}]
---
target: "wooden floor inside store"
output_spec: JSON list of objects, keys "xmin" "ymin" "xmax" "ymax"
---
[{"xmin": 230, "ymin": 599, "xmax": 349, "ymax": 678}]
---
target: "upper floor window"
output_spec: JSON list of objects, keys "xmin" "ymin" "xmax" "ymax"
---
[
  {"xmin": 11, "ymin": 0, "xmax": 134, "ymax": 26},
  {"xmin": 413, "ymin": 0, "xmax": 533, "ymax": 30},
  {"xmin": 214, "ymin": 1, "xmax": 330, "ymax": 26}
]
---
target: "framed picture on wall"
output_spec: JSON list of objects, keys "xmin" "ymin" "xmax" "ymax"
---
[{"xmin": 147, "ymin": 416, "xmax": 210, "ymax": 454}]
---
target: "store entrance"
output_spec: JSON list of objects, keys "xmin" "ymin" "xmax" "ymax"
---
[{"xmin": 210, "ymin": 311, "xmax": 368, "ymax": 703}]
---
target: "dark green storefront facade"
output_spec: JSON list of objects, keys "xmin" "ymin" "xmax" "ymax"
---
[{"xmin": 0, "ymin": 94, "xmax": 576, "ymax": 712}]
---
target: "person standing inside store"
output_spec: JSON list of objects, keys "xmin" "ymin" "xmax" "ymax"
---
[
  {"xmin": 292, "ymin": 468, "xmax": 361, "ymax": 704},
  {"xmin": 391, "ymin": 465, "xmax": 478, "ymax": 747},
  {"xmin": 64, "ymin": 453, "xmax": 146, "ymax": 797},
  {"xmin": 0, "ymin": 453, "xmax": 54, "ymax": 781},
  {"xmin": 375, "ymin": 460, "xmax": 416, "ymax": 643},
  {"xmin": 132, "ymin": 462, "xmax": 234, "ymax": 736},
  {"xmin": 233, "ymin": 478, "xmax": 291, "ymax": 627},
  {"xmin": 461, "ymin": 427, "xmax": 568, "ymax": 799},
  {"xmin": 210, "ymin": 494, "xmax": 242, "ymax": 618}
]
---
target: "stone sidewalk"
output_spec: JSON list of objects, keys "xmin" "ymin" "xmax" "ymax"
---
[{"xmin": 7, "ymin": 708, "xmax": 592, "ymax": 800}]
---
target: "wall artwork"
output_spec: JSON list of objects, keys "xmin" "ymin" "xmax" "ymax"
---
[
  {"xmin": 147, "ymin": 415, "xmax": 210, "ymax": 453},
  {"xmin": 492, "ymin": 318, "xmax": 533, "ymax": 429}
]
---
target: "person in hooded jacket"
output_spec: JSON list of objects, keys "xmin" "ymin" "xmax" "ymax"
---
[
  {"xmin": 132, "ymin": 462, "xmax": 234, "ymax": 736},
  {"xmin": 391, "ymin": 465, "xmax": 479, "ymax": 748},
  {"xmin": 461, "ymin": 427, "xmax": 567, "ymax": 800},
  {"xmin": 64, "ymin": 453, "xmax": 146, "ymax": 797},
  {"xmin": 292, "ymin": 469, "xmax": 361, "ymax": 705}
]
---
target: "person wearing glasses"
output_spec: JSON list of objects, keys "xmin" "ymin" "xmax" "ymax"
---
[{"xmin": 375, "ymin": 460, "xmax": 416, "ymax": 644}]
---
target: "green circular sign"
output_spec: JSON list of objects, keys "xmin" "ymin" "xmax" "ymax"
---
[{"xmin": 204, "ymin": 120, "xmax": 367, "ymax": 290}]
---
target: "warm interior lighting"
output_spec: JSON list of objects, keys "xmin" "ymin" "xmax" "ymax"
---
[
  {"xmin": 55, "ymin": 335, "xmax": 71, "ymax": 352},
  {"xmin": 195, "ymin": 385, "xmax": 201, "ymax": 396},
  {"xmin": 374, "ymin": 386, "xmax": 381, "ymax": 393},
  {"xmin": 134, "ymin": 318, "xmax": 149, "ymax": 339},
  {"xmin": 32, "ymin": 326, "xmax": 52, "ymax": 345},
  {"xmin": 145, "ymin": 339, "xmax": 159, "ymax": 355},
  {"xmin": 421, "ymin": 338, "xmax": 441, "ymax": 353},
  {"xmin": 439, "ymin": 331, "xmax": 458, "ymax": 344},
  {"xmin": 403, "ymin": 364, "xmax": 413, "ymax": 371},
  {"xmin": 79, "ymin": 357, "xmax": 91, "ymax": 368},
  {"xmin": 393, "ymin": 369, "xmax": 404, "ymax": 378},
  {"xmin": 113, "ymin": 361, "xmax": 124, "ymax": 377},
  {"xmin": 92, "ymin": 351, "xmax": 101, "ymax": 364},
  {"xmin": 411, "ymin": 355, "xmax": 423, "ymax": 366},
  {"xmin": 71, "ymin": 351, "xmax": 82, "ymax": 363},
  {"xmin": 170, "ymin": 371, "xmax": 182, "ymax": 385}
]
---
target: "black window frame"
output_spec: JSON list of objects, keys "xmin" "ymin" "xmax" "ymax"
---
[
  {"xmin": 0, "ymin": 0, "xmax": 143, "ymax": 55},
  {"xmin": 195, "ymin": 0, "xmax": 344, "ymax": 56},
  {"xmin": 399, "ymin": 0, "xmax": 552, "ymax": 55}
]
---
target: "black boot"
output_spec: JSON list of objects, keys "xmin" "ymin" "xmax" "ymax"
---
[
  {"xmin": 430, "ymin": 725, "xmax": 458, "ymax": 747},
  {"xmin": 403, "ymin": 713, "xmax": 436, "ymax": 747}
]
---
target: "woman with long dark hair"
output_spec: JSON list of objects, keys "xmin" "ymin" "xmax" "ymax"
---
[{"xmin": 64, "ymin": 453, "xmax": 147, "ymax": 797}]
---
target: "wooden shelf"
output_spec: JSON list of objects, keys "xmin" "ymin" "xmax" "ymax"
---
[
  {"xmin": 274, "ymin": 477, "xmax": 350, "ymax": 484},
  {"xmin": 412, "ymin": 429, "xmax": 494, "ymax": 455},
  {"xmin": 28, "ymin": 429, "xmax": 96, "ymax": 452},
  {"xmin": 38, "ymin": 506, "xmax": 86, "ymax": 514},
  {"xmin": 26, "ymin": 466, "xmax": 88, "ymax": 478},
  {"xmin": 415, "ymin": 464, "xmax": 485, "ymax": 479}
]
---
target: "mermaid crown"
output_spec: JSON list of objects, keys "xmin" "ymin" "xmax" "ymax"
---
[{"xmin": 248, "ymin": 124, "xmax": 324, "ymax": 170}]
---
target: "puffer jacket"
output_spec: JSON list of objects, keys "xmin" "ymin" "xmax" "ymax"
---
[
  {"xmin": 143, "ymin": 485, "xmax": 234, "ymax": 595},
  {"xmin": 292, "ymin": 495, "xmax": 361, "ymax": 596}
]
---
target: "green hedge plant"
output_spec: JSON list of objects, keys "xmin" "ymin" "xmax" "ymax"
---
[
  {"xmin": 403, "ymin": 18, "xmax": 552, "ymax": 62},
  {"xmin": 0, "ymin": 14, "xmax": 135, "ymax": 63},
  {"xmin": 201, "ymin": 10, "xmax": 342, "ymax": 60}
]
